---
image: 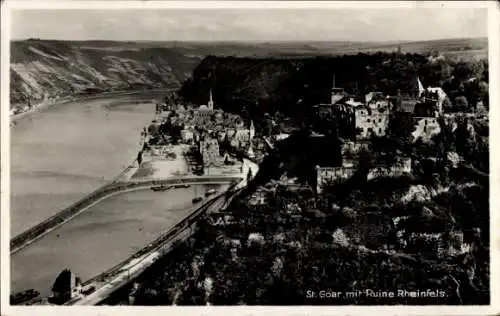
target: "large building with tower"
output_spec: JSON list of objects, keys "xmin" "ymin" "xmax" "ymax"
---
[
  {"xmin": 200, "ymin": 134, "xmax": 221, "ymax": 174},
  {"xmin": 195, "ymin": 89, "xmax": 215, "ymax": 126}
]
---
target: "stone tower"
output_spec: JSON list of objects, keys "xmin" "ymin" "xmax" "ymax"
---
[{"xmin": 330, "ymin": 74, "xmax": 345, "ymax": 104}]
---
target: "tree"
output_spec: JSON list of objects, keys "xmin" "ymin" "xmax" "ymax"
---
[
  {"xmin": 453, "ymin": 61, "xmax": 474, "ymax": 82},
  {"xmin": 247, "ymin": 168, "xmax": 253, "ymax": 182},
  {"xmin": 454, "ymin": 116, "xmax": 472, "ymax": 157},
  {"xmin": 137, "ymin": 151, "xmax": 143, "ymax": 165},
  {"xmin": 478, "ymin": 81, "xmax": 489, "ymax": 109},
  {"xmin": 442, "ymin": 96, "xmax": 453, "ymax": 113},
  {"xmin": 454, "ymin": 96, "xmax": 469, "ymax": 112}
]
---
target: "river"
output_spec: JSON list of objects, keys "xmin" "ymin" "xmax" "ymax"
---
[
  {"xmin": 9, "ymin": 93, "xmax": 228, "ymax": 296},
  {"xmin": 10, "ymin": 95, "xmax": 156, "ymax": 236},
  {"xmin": 10, "ymin": 185, "xmax": 228, "ymax": 296}
]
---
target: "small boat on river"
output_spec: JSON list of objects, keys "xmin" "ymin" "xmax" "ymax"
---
[
  {"xmin": 205, "ymin": 188, "xmax": 217, "ymax": 197},
  {"xmin": 192, "ymin": 197, "xmax": 203, "ymax": 203},
  {"xmin": 174, "ymin": 184, "xmax": 191, "ymax": 189},
  {"xmin": 151, "ymin": 185, "xmax": 171, "ymax": 192}
]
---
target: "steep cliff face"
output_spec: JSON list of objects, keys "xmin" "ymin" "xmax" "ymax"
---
[{"xmin": 10, "ymin": 40, "xmax": 203, "ymax": 106}]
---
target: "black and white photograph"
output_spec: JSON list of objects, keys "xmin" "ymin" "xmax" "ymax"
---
[{"xmin": 1, "ymin": 0, "xmax": 498, "ymax": 313}]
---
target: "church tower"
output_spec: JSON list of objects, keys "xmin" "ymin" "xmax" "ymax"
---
[
  {"xmin": 410, "ymin": 76, "xmax": 425, "ymax": 99},
  {"xmin": 249, "ymin": 120, "xmax": 255, "ymax": 140},
  {"xmin": 208, "ymin": 89, "xmax": 214, "ymax": 111}
]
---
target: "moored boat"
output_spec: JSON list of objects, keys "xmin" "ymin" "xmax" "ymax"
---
[
  {"xmin": 10, "ymin": 289, "xmax": 40, "ymax": 305},
  {"xmin": 205, "ymin": 188, "xmax": 217, "ymax": 197},
  {"xmin": 174, "ymin": 184, "xmax": 191, "ymax": 189},
  {"xmin": 192, "ymin": 197, "xmax": 203, "ymax": 203},
  {"xmin": 151, "ymin": 185, "xmax": 170, "ymax": 192}
]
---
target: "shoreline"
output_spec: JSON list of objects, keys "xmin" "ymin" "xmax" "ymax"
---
[
  {"xmin": 10, "ymin": 88, "xmax": 174, "ymax": 124},
  {"xmin": 10, "ymin": 91, "xmax": 156, "ymax": 252}
]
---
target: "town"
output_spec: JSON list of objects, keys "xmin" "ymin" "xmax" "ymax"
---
[{"xmin": 144, "ymin": 88, "xmax": 260, "ymax": 179}]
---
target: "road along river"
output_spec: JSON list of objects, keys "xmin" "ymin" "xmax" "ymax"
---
[
  {"xmin": 11, "ymin": 184, "xmax": 228, "ymax": 297},
  {"xmin": 10, "ymin": 93, "xmax": 159, "ymax": 236}
]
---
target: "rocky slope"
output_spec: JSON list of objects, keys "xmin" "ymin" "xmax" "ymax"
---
[{"xmin": 10, "ymin": 40, "xmax": 203, "ymax": 106}]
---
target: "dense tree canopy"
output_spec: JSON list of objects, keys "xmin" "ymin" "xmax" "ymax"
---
[{"xmin": 180, "ymin": 53, "xmax": 488, "ymax": 120}]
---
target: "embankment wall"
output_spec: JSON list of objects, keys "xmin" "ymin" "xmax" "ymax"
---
[{"xmin": 11, "ymin": 176, "xmax": 242, "ymax": 253}]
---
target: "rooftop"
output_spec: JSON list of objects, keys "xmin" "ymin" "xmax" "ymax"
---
[
  {"xmin": 52, "ymin": 269, "xmax": 74, "ymax": 293},
  {"xmin": 396, "ymin": 98, "xmax": 419, "ymax": 113}
]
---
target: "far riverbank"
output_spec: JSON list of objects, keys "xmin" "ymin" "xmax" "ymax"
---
[{"xmin": 10, "ymin": 89, "xmax": 173, "ymax": 124}]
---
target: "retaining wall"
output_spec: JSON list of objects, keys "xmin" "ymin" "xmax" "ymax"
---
[
  {"xmin": 70, "ymin": 184, "xmax": 243, "ymax": 305},
  {"xmin": 10, "ymin": 176, "xmax": 242, "ymax": 253}
]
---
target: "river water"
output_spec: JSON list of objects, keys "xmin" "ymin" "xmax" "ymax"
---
[
  {"xmin": 10, "ymin": 185, "xmax": 227, "ymax": 296},
  {"xmin": 10, "ymin": 96, "xmax": 156, "ymax": 236},
  {"xmin": 9, "ymin": 94, "xmax": 234, "ymax": 297}
]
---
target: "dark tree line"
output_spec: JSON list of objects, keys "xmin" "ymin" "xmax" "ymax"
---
[{"xmin": 180, "ymin": 52, "xmax": 488, "ymax": 122}]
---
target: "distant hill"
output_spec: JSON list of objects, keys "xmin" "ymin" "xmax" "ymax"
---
[
  {"xmin": 62, "ymin": 37, "xmax": 487, "ymax": 58},
  {"xmin": 10, "ymin": 38, "xmax": 486, "ymax": 105},
  {"xmin": 10, "ymin": 40, "xmax": 203, "ymax": 105},
  {"xmin": 180, "ymin": 53, "xmax": 429, "ymax": 119},
  {"xmin": 179, "ymin": 37, "xmax": 487, "ymax": 120}
]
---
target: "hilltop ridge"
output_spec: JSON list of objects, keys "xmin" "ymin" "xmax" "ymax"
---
[
  {"xmin": 10, "ymin": 37, "xmax": 486, "ymax": 107},
  {"xmin": 10, "ymin": 40, "xmax": 202, "ymax": 105}
]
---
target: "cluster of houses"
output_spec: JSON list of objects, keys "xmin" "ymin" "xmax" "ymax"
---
[
  {"xmin": 154, "ymin": 90, "xmax": 256, "ymax": 174},
  {"xmin": 315, "ymin": 75, "xmax": 445, "ymax": 142},
  {"xmin": 314, "ymin": 75, "xmax": 451, "ymax": 193},
  {"xmin": 309, "ymin": 76, "xmax": 477, "ymax": 259}
]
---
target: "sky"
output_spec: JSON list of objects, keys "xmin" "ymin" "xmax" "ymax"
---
[{"xmin": 10, "ymin": 7, "xmax": 487, "ymax": 42}]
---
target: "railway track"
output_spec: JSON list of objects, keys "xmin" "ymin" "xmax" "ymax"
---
[{"xmin": 65, "ymin": 183, "xmax": 242, "ymax": 305}]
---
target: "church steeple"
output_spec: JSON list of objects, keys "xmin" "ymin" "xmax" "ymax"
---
[
  {"xmin": 208, "ymin": 89, "xmax": 214, "ymax": 111},
  {"xmin": 249, "ymin": 120, "xmax": 255, "ymax": 140}
]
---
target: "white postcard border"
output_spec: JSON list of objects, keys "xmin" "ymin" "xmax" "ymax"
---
[{"xmin": 1, "ymin": 1, "xmax": 498, "ymax": 315}]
